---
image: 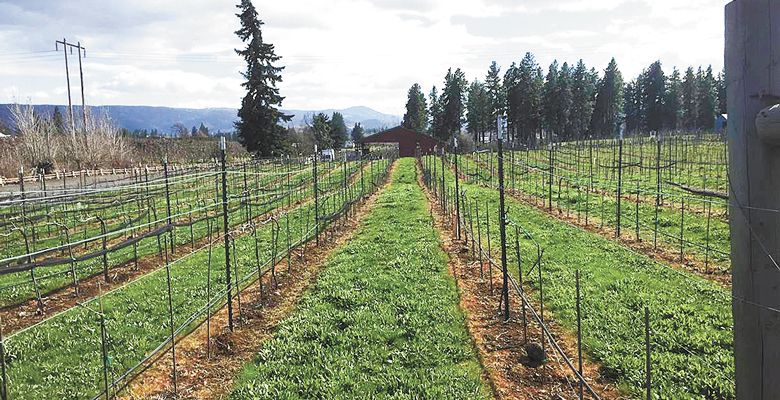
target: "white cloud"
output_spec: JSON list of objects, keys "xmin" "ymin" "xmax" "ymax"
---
[{"xmin": 0, "ymin": 0, "xmax": 727, "ymax": 116}]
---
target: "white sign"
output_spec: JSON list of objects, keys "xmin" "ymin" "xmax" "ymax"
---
[{"xmin": 497, "ymin": 116, "xmax": 507, "ymax": 140}]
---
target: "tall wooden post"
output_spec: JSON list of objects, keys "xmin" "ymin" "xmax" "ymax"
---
[
  {"xmin": 497, "ymin": 116, "xmax": 509, "ymax": 321},
  {"xmin": 219, "ymin": 137, "xmax": 234, "ymax": 331},
  {"xmin": 726, "ymin": 1, "xmax": 780, "ymax": 397}
]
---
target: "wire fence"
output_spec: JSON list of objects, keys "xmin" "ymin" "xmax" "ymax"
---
[
  {"xmin": 457, "ymin": 134, "xmax": 734, "ymax": 276},
  {"xmin": 419, "ymin": 144, "xmax": 738, "ymax": 399},
  {"xmin": 0, "ymin": 148, "xmax": 397, "ymax": 400}
]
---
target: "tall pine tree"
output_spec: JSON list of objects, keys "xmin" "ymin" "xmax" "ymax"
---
[
  {"xmin": 542, "ymin": 60, "xmax": 560, "ymax": 140},
  {"xmin": 402, "ymin": 83, "xmax": 428, "ymax": 133},
  {"xmin": 571, "ymin": 59, "xmax": 596, "ymax": 139},
  {"xmin": 665, "ymin": 67, "xmax": 682, "ymax": 130},
  {"xmin": 681, "ymin": 67, "xmax": 698, "ymax": 130},
  {"xmin": 52, "ymin": 106, "xmax": 65, "ymax": 134},
  {"xmin": 623, "ymin": 79, "xmax": 642, "ymax": 134},
  {"xmin": 696, "ymin": 66, "xmax": 717, "ymax": 130},
  {"xmin": 234, "ymin": 0, "xmax": 291, "ymax": 156},
  {"xmin": 428, "ymin": 86, "xmax": 443, "ymax": 138},
  {"xmin": 716, "ymin": 69, "xmax": 727, "ymax": 115},
  {"xmin": 311, "ymin": 113, "xmax": 332, "ymax": 148},
  {"xmin": 485, "ymin": 61, "xmax": 504, "ymax": 139},
  {"xmin": 556, "ymin": 62, "xmax": 574, "ymax": 140},
  {"xmin": 351, "ymin": 123, "xmax": 365, "ymax": 142},
  {"xmin": 640, "ymin": 60, "xmax": 667, "ymax": 132},
  {"xmin": 329, "ymin": 112, "xmax": 348, "ymax": 148},
  {"xmin": 440, "ymin": 68, "xmax": 467, "ymax": 142},
  {"xmin": 466, "ymin": 79, "xmax": 491, "ymax": 143},
  {"xmin": 589, "ymin": 58, "xmax": 623, "ymax": 138},
  {"xmin": 506, "ymin": 53, "xmax": 543, "ymax": 146}
]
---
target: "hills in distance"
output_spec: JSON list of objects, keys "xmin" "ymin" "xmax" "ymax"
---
[{"xmin": 0, "ymin": 104, "xmax": 401, "ymax": 134}]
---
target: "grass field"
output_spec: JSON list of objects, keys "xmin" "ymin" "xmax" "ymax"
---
[
  {"xmin": 1, "ymin": 157, "xmax": 391, "ymax": 399},
  {"xmin": 424, "ymin": 154, "xmax": 734, "ymax": 398},
  {"xmin": 0, "ymin": 158, "xmax": 363, "ymax": 307},
  {"xmin": 457, "ymin": 136, "xmax": 731, "ymax": 273},
  {"xmin": 231, "ymin": 158, "xmax": 491, "ymax": 399}
]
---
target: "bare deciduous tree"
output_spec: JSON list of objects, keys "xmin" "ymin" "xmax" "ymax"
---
[
  {"xmin": 62, "ymin": 110, "xmax": 128, "ymax": 169},
  {"xmin": 10, "ymin": 102, "xmax": 59, "ymax": 172}
]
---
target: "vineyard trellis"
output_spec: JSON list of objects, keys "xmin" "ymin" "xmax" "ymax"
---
[
  {"xmin": 419, "ymin": 133, "xmax": 747, "ymax": 398},
  {"xmin": 420, "ymin": 152, "xmax": 607, "ymax": 399},
  {"xmin": 458, "ymin": 133, "xmax": 732, "ymax": 278},
  {"xmin": 0, "ymin": 146, "xmax": 397, "ymax": 399}
]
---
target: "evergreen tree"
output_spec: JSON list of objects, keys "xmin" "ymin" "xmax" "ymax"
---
[
  {"xmin": 589, "ymin": 58, "xmax": 624, "ymax": 138},
  {"xmin": 556, "ymin": 62, "xmax": 574, "ymax": 140},
  {"xmin": 234, "ymin": 0, "xmax": 291, "ymax": 156},
  {"xmin": 466, "ymin": 79, "xmax": 492, "ymax": 143},
  {"xmin": 52, "ymin": 106, "xmax": 65, "ymax": 134},
  {"xmin": 351, "ymin": 123, "xmax": 365, "ymax": 142},
  {"xmin": 665, "ymin": 67, "xmax": 682, "ymax": 130},
  {"xmin": 191, "ymin": 126, "xmax": 198, "ymax": 136},
  {"xmin": 696, "ymin": 66, "xmax": 717, "ymax": 130},
  {"xmin": 329, "ymin": 112, "xmax": 348, "ymax": 148},
  {"xmin": 402, "ymin": 83, "xmax": 429, "ymax": 132},
  {"xmin": 543, "ymin": 61, "xmax": 573, "ymax": 140},
  {"xmin": 623, "ymin": 79, "xmax": 642, "ymax": 134},
  {"xmin": 485, "ymin": 61, "xmax": 504, "ymax": 138},
  {"xmin": 199, "ymin": 122, "xmax": 210, "ymax": 136},
  {"xmin": 439, "ymin": 68, "xmax": 467, "ymax": 142},
  {"xmin": 505, "ymin": 53, "xmax": 544, "ymax": 146},
  {"xmin": 428, "ymin": 86, "xmax": 443, "ymax": 138},
  {"xmin": 542, "ymin": 60, "xmax": 560, "ymax": 139},
  {"xmin": 640, "ymin": 60, "xmax": 667, "ymax": 132},
  {"xmin": 311, "ymin": 113, "xmax": 332, "ymax": 148},
  {"xmin": 681, "ymin": 67, "xmax": 698, "ymax": 130},
  {"xmin": 716, "ymin": 69, "xmax": 727, "ymax": 115},
  {"xmin": 570, "ymin": 59, "xmax": 596, "ymax": 139},
  {"xmin": 504, "ymin": 62, "xmax": 520, "ymax": 142}
]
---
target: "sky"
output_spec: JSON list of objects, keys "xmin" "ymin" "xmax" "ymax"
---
[{"xmin": 0, "ymin": 0, "xmax": 727, "ymax": 116}]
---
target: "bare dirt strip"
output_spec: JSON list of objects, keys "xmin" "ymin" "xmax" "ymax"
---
[
  {"xmin": 418, "ymin": 161, "xmax": 625, "ymax": 400},
  {"xmin": 121, "ymin": 161, "xmax": 396, "ymax": 400}
]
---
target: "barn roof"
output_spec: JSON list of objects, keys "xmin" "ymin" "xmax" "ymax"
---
[
  {"xmin": 358, "ymin": 126, "xmax": 441, "ymax": 144},
  {"xmin": 358, "ymin": 126, "xmax": 442, "ymax": 157}
]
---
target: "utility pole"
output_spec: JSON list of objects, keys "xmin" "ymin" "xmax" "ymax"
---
[
  {"xmin": 76, "ymin": 41, "xmax": 87, "ymax": 129},
  {"xmin": 727, "ymin": 1, "xmax": 780, "ymax": 398},
  {"xmin": 55, "ymin": 39, "xmax": 86, "ymax": 131},
  {"xmin": 55, "ymin": 38, "xmax": 75, "ymax": 134}
]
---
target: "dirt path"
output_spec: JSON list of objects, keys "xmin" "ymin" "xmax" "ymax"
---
[
  {"xmin": 121, "ymin": 160, "xmax": 396, "ymax": 400},
  {"xmin": 417, "ymin": 160, "xmax": 624, "ymax": 400}
]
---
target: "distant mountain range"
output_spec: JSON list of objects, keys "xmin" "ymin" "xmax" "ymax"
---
[{"xmin": 0, "ymin": 104, "xmax": 401, "ymax": 134}]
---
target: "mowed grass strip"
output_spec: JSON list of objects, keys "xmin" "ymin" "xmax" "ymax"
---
[
  {"xmin": 429, "ymin": 156, "xmax": 733, "ymax": 398},
  {"xmin": 231, "ymin": 158, "xmax": 490, "ymax": 399}
]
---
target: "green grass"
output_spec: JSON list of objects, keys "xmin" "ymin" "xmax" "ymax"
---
[
  {"xmin": 0, "ymin": 159, "xmax": 364, "ymax": 307},
  {"xmin": 459, "ymin": 148, "xmax": 730, "ymax": 271},
  {"xmin": 425, "ymin": 155, "xmax": 734, "ymax": 399},
  {"xmin": 1, "ymin": 158, "xmax": 391, "ymax": 400},
  {"xmin": 230, "ymin": 158, "xmax": 490, "ymax": 400}
]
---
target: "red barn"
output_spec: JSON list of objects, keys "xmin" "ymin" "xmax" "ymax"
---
[{"xmin": 358, "ymin": 126, "xmax": 442, "ymax": 158}]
